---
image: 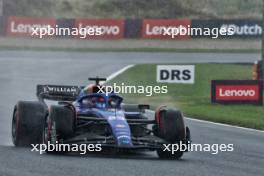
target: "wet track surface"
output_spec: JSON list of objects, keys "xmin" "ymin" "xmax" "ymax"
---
[{"xmin": 0, "ymin": 51, "xmax": 263, "ymax": 176}]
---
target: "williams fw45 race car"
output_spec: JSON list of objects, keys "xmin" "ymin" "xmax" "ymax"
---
[{"xmin": 12, "ymin": 77, "xmax": 191, "ymax": 159}]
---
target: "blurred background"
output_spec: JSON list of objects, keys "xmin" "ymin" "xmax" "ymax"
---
[
  {"xmin": 2, "ymin": 0, "xmax": 262, "ymax": 19},
  {"xmin": 0, "ymin": 0, "xmax": 262, "ymax": 52}
]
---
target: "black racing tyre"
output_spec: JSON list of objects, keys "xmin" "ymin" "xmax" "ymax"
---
[
  {"xmin": 12, "ymin": 101, "xmax": 46, "ymax": 147},
  {"xmin": 155, "ymin": 108, "xmax": 186, "ymax": 159},
  {"xmin": 48, "ymin": 105, "xmax": 74, "ymax": 138},
  {"xmin": 157, "ymin": 148, "xmax": 183, "ymax": 159},
  {"xmin": 156, "ymin": 108, "xmax": 186, "ymax": 143}
]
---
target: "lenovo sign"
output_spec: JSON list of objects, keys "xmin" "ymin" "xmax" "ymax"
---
[
  {"xmin": 6, "ymin": 16, "xmax": 56, "ymax": 37},
  {"xmin": 211, "ymin": 80, "xmax": 263, "ymax": 105},
  {"xmin": 74, "ymin": 19, "xmax": 124, "ymax": 39},
  {"xmin": 142, "ymin": 19, "xmax": 191, "ymax": 39}
]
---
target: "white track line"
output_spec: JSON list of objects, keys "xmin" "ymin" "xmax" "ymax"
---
[
  {"xmin": 104, "ymin": 65, "xmax": 135, "ymax": 83},
  {"xmin": 186, "ymin": 117, "xmax": 264, "ymax": 133}
]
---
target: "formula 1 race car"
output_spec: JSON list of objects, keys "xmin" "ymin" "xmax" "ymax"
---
[{"xmin": 11, "ymin": 77, "xmax": 191, "ymax": 159}]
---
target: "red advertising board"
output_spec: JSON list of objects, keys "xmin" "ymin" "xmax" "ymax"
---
[
  {"xmin": 6, "ymin": 16, "xmax": 56, "ymax": 37},
  {"xmin": 211, "ymin": 80, "xmax": 263, "ymax": 105},
  {"xmin": 74, "ymin": 19, "xmax": 124, "ymax": 39},
  {"xmin": 142, "ymin": 19, "xmax": 191, "ymax": 39}
]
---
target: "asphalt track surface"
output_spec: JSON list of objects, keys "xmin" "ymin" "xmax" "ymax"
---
[{"xmin": 0, "ymin": 51, "xmax": 263, "ymax": 176}]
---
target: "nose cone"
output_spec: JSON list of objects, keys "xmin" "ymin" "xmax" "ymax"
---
[{"xmin": 102, "ymin": 110, "xmax": 133, "ymax": 147}]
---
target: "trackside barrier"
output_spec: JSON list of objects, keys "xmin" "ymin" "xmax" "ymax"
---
[
  {"xmin": 124, "ymin": 19, "xmax": 142, "ymax": 38},
  {"xmin": 253, "ymin": 60, "xmax": 263, "ymax": 80},
  {"xmin": 6, "ymin": 16, "xmax": 56, "ymax": 38},
  {"xmin": 141, "ymin": 19, "xmax": 191, "ymax": 39},
  {"xmin": 0, "ymin": 16, "xmax": 6, "ymax": 36},
  {"xmin": 1, "ymin": 16, "xmax": 262, "ymax": 39},
  {"xmin": 74, "ymin": 18, "xmax": 125, "ymax": 39},
  {"xmin": 191, "ymin": 19, "xmax": 262, "ymax": 38},
  {"xmin": 56, "ymin": 18, "xmax": 75, "ymax": 38},
  {"xmin": 211, "ymin": 80, "xmax": 263, "ymax": 105}
]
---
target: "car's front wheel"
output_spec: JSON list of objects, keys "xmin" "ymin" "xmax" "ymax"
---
[{"xmin": 155, "ymin": 107, "xmax": 187, "ymax": 159}]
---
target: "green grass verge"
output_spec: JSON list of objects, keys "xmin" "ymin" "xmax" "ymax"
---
[
  {"xmin": 109, "ymin": 64, "xmax": 264, "ymax": 130},
  {"xmin": 0, "ymin": 46, "xmax": 260, "ymax": 53}
]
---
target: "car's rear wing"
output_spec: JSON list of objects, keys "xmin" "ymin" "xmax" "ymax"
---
[{"xmin": 36, "ymin": 85, "xmax": 81, "ymax": 101}]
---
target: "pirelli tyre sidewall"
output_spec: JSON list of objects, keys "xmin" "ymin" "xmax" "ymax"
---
[
  {"xmin": 12, "ymin": 101, "xmax": 46, "ymax": 147},
  {"xmin": 48, "ymin": 105, "xmax": 74, "ymax": 139}
]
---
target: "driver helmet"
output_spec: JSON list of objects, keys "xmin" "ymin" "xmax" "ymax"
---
[{"xmin": 96, "ymin": 97, "xmax": 105, "ymax": 108}]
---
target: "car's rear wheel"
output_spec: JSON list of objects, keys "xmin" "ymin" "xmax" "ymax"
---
[
  {"xmin": 12, "ymin": 101, "xmax": 46, "ymax": 147},
  {"xmin": 155, "ymin": 107, "xmax": 186, "ymax": 159}
]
